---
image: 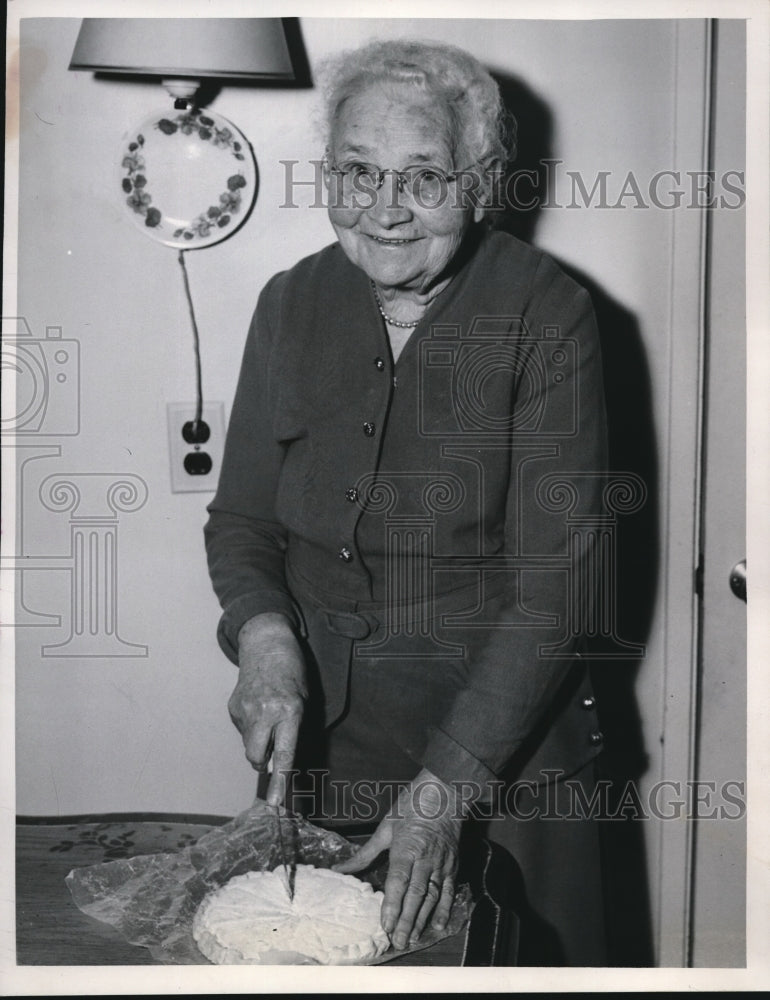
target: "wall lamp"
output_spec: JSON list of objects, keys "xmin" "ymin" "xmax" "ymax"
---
[
  {"xmin": 69, "ymin": 17, "xmax": 302, "ymax": 451},
  {"xmin": 69, "ymin": 17, "xmax": 298, "ymax": 250}
]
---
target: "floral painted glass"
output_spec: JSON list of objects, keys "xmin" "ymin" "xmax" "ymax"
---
[{"xmin": 119, "ymin": 107, "xmax": 257, "ymax": 249}]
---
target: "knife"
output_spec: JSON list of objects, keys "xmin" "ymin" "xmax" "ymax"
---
[
  {"xmin": 257, "ymin": 762, "xmax": 295, "ymax": 904},
  {"xmin": 273, "ymin": 806, "xmax": 295, "ymax": 903}
]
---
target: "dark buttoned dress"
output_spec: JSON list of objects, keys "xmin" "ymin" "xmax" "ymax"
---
[{"xmin": 205, "ymin": 227, "xmax": 609, "ymax": 965}]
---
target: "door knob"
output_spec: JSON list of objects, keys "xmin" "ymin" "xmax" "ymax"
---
[{"xmin": 729, "ymin": 559, "xmax": 746, "ymax": 602}]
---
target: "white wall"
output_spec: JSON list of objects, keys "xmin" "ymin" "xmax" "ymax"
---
[{"xmin": 13, "ymin": 16, "xmax": 689, "ymax": 835}]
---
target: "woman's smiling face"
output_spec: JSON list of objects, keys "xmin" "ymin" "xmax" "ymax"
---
[{"xmin": 326, "ymin": 83, "xmax": 483, "ymax": 294}]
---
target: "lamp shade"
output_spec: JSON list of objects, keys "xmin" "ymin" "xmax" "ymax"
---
[{"xmin": 69, "ymin": 18, "xmax": 295, "ymax": 81}]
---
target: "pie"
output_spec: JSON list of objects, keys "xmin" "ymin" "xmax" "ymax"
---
[{"xmin": 192, "ymin": 865, "xmax": 390, "ymax": 965}]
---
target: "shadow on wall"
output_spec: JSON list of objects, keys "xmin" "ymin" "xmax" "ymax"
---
[{"xmin": 491, "ymin": 69, "xmax": 659, "ymax": 967}]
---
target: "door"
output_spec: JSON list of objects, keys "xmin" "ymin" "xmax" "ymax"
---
[{"xmin": 623, "ymin": 18, "xmax": 747, "ymax": 966}]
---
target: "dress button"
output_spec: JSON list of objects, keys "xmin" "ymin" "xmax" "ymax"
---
[
  {"xmin": 374, "ymin": 357, "xmax": 386, "ymax": 371},
  {"xmin": 589, "ymin": 731, "xmax": 604, "ymax": 746},
  {"xmin": 345, "ymin": 487, "xmax": 359, "ymax": 503},
  {"xmin": 363, "ymin": 421, "xmax": 376, "ymax": 437},
  {"xmin": 339, "ymin": 547, "xmax": 353, "ymax": 563},
  {"xmin": 581, "ymin": 695, "xmax": 596, "ymax": 711}
]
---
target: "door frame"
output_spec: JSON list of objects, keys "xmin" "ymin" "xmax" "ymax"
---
[{"xmin": 654, "ymin": 17, "xmax": 712, "ymax": 968}]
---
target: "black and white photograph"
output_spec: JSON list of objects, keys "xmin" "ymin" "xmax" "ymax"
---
[{"xmin": 2, "ymin": 0, "xmax": 768, "ymax": 993}]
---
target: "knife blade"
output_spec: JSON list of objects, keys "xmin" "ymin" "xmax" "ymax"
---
[
  {"xmin": 257, "ymin": 761, "xmax": 295, "ymax": 903},
  {"xmin": 273, "ymin": 807, "xmax": 295, "ymax": 903}
]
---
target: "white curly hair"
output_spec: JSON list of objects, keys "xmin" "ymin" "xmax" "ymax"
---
[{"xmin": 318, "ymin": 38, "xmax": 515, "ymax": 171}]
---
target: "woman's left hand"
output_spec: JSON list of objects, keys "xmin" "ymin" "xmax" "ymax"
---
[{"xmin": 333, "ymin": 769, "xmax": 464, "ymax": 950}]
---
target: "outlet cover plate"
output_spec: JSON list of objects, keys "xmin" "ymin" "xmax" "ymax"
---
[{"xmin": 167, "ymin": 401, "xmax": 225, "ymax": 493}]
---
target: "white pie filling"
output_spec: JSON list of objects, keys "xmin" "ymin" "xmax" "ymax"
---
[{"xmin": 192, "ymin": 865, "xmax": 390, "ymax": 965}]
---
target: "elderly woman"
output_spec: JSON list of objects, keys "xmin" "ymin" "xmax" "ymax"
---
[{"xmin": 205, "ymin": 39, "xmax": 608, "ymax": 966}]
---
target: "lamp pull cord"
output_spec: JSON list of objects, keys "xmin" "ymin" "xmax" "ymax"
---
[{"xmin": 178, "ymin": 249, "xmax": 203, "ymax": 433}]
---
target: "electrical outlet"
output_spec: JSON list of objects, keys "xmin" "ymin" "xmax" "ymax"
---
[{"xmin": 167, "ymin": 401, "xmax": 226, "ymax": 493}]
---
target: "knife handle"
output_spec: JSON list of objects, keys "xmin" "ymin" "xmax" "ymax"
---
[{"xmin": 254, "ymin": 756, "xmax": 274, "ymax": 804}]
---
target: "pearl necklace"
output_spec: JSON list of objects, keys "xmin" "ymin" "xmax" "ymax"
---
[{"xmin": 370, "ymin": 281, "xmax": 421, "ymax": 328}]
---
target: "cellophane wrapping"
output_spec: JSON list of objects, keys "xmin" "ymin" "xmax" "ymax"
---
[{"xmin": 65, "ymin": 800, "xmax": 472, "ymax": 964}]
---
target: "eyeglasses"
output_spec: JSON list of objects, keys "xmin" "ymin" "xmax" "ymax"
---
[{"xmin": 325, "ymin": 159, "xmax": 477, "ymax": 209}]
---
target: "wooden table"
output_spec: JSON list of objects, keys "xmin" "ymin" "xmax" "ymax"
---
[{"xmin": 16, "ymin": 815, "xmax": 475, "ymax": 966}]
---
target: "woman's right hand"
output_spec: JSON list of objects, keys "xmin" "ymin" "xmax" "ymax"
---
[{"xmin": 229, "ymin": 612, "xmax": 307, "ymax": 807}]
